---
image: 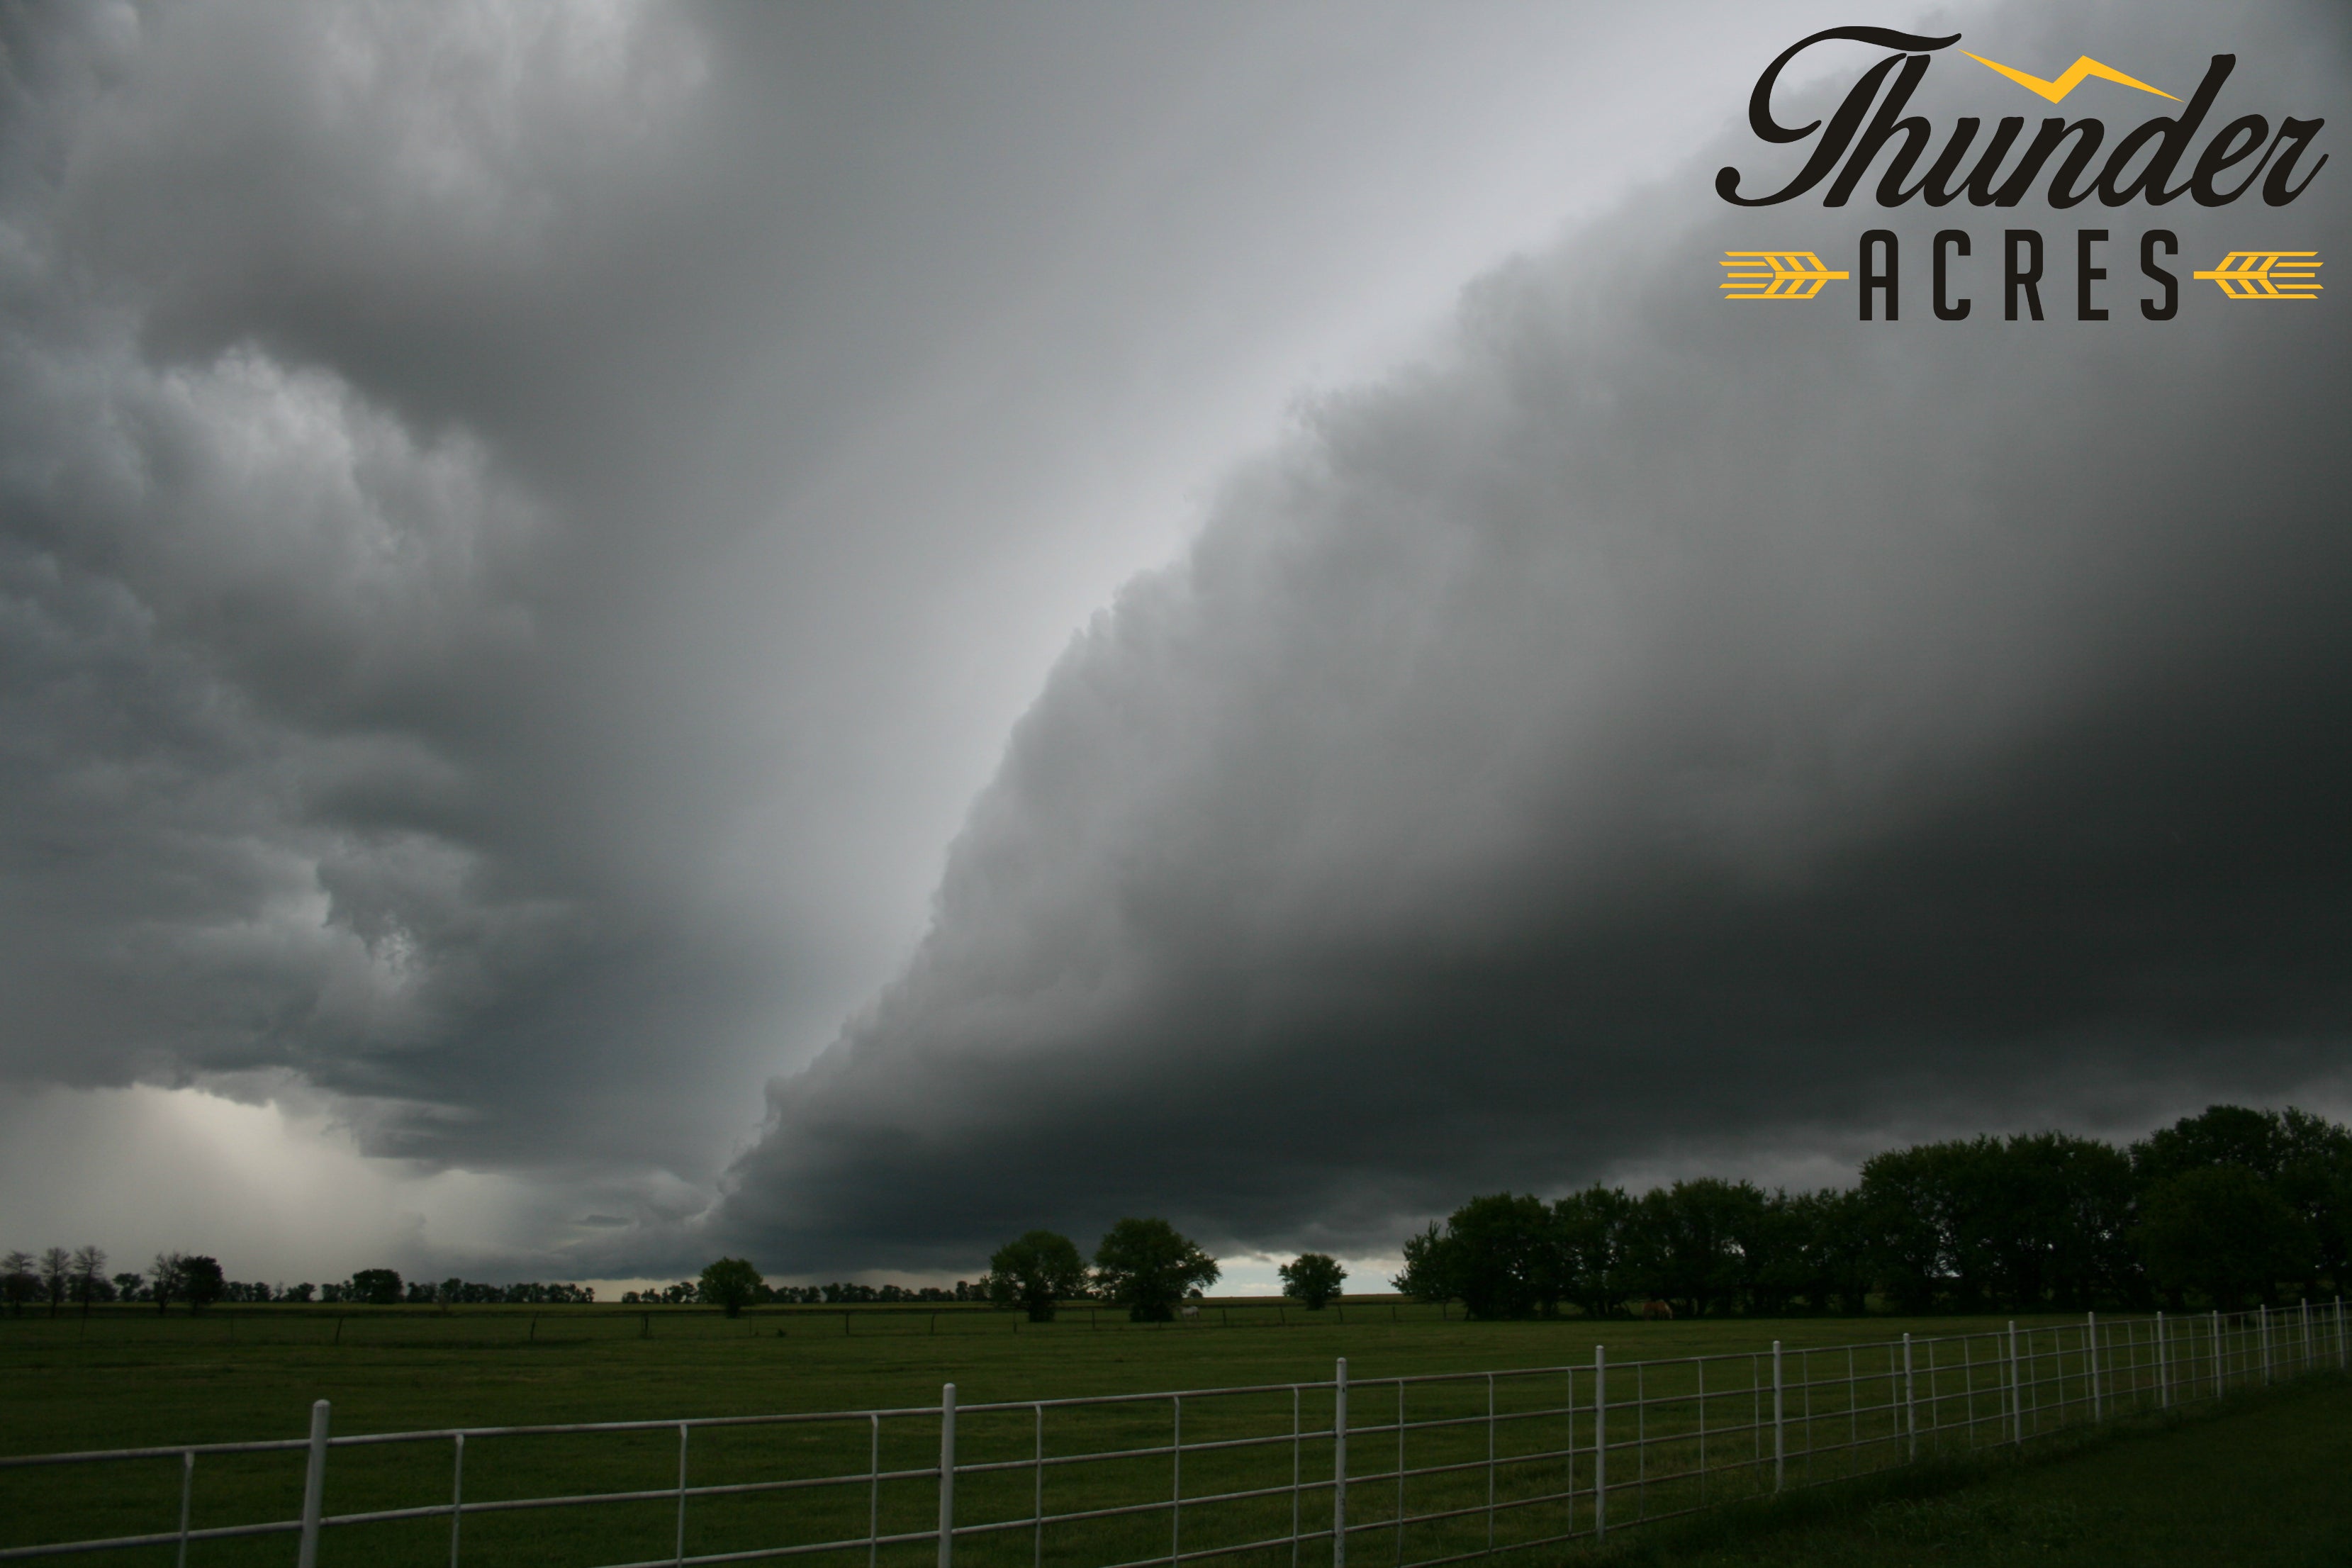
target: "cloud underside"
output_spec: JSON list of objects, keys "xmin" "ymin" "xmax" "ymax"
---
[{"xmin": 727, "ymin": 16, "xmax": 2352, "ymax": 1265}]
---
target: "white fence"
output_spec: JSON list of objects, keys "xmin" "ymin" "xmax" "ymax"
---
[{"xmin": 2, "ymin": 1302, "xmax": 2344, "ymax": 1567}]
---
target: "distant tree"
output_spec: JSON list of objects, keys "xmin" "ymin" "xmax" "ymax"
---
[
  {"xmin": 1855, "ymin": 1146, "xmax": 1960, "ymax": 1314},
  {"xmin": 1552, "ymin": 1186, "xmax": 1633, "ymax": 1318},
  {"xmin": 1791, "ymin": 1189, "xmax": 1874, "ymax": 1316},
  {"xmin": 1620, "ymin": 1181, "xmax": 1758, "ymax": 1318},
  {"xmin": 111, "ymin": 1272, "xmax": 146, "ymax": 1303},
  {"xmin": 71, "ymin": 1247, "xmax": 109, "ymax": 1313},
  {"xmin": 149, "ymin": 1253, "xmax": 187, "ymax": 1314},
  {"xmin": 1093, "ymin": 1219, "xmax": 1219, "ymax": 1322},
  {"xmin": 1278, "ymin": 1253, "xmax": 1346, "ymax": 1309},
  {"xmin": 1730, "ymin": 1189, "xmax": 1810, "ymax": 1316},
  {"xmin": 699, "ymin": 1258, "xmax": 765, "ymax": 1317},
  {"xmin": 2132, "ymin": 1105, "xmax": 2289, "ymax": 1186},
  {"xmin": 988, "ymin": 1231, "xmax": 1089, "ymax": 1322},
  {"xmin": 286, "ymin": 1283, "xmax": 315, "ymax": 1303},
  {"xmin": 38, "ymin": 1248, "xmax": 72, "ymax": 1316},
  {"xmin": 349, "ymin": 1268, "xmax": 403, "ymax": 1306},
  {"xmin": 1, "ymin": 1252, "xmax": 35, "ymax": 1316},
  {"xmin": 2273, "ymin": 1109, "xmax": 2352, "ymax": 1299},
  {"xmin": 2138, "ymin": 1167, "xmax": 2312, "ymax": 1311},
  {"xmin": 1434, "ymin": 1194, "xmax": 1558, "ymax": 1319},
  {"xmin": 179, "ymin": 1256, "xmax": 225, "ymax": 1312},
  {"xmin": 1391, "ymin": 1223, "xmax": 1457, "ymax": 1305}
]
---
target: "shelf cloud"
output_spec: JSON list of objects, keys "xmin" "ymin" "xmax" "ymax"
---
[{"xmin": 720, "ymin": 0, "xmax": 2352, "ymax": 1268}]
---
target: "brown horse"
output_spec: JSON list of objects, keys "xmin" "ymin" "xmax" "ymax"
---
[{"xmin": 1640, "ymin": 1299, "xmax": 1676, "ymax": 1321}]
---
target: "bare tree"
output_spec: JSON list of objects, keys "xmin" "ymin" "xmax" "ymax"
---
[
  {"xmin": 149, "ymin": 1252, "xmax": 187, "ymax": 1315},
  {"xmin": 38, "ymin": 1247, "xmax": 71, "ymax": 1317},
  {"xmin": 71, "ymin": 1246, "xmax": 108, "ymax": 1314}
]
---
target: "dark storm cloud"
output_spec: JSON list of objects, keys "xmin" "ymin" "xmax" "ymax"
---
[
  {"xmin": 0, "ymin": 0, "xmax": 754, "ymax": 1187},
  {"xmin": 723, "ymin": 0, "xmax": 2352, "ymax": 1269},
  {"xmin": 14, "ymin": 0, "xmax": 1882, "ymax": 1277}
]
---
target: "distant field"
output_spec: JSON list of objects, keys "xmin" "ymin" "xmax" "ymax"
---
[{"xmin": 0, "ymin": 1304, "xmax": 2301, "ymax": 1567}]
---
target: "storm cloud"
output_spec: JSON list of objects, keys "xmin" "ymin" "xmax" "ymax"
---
[
  {"xmin": 8, "ymin": 0, "xmax": 1900, "ymax": 1280},
  {"xmin": 721, "ymin": 0, "xmax": 2352, "ymax": 1270}
]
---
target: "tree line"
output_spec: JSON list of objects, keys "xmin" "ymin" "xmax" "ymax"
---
[
  {"xmin": 0, "ymin": 1253, "xmax": 597, "ymax": 1314},
  {"xmin": 979, "ymin": 1219, "xmax": 1220, "ymax": 1322},
  {"xmin": 656, "ymin": 1221, "xmax": 1243, "ymax": 1323},
  {"xmin": 0, "ymin": 1248, "xmax": 233, "ymax": 1315},
  {"xmin": 1393, "ymin": 1106, "xmax": 2352, "ymax": 1319},
  {"xmin": 619, "ymin": 1278, "xmax": 990, "ymax": 1306}
]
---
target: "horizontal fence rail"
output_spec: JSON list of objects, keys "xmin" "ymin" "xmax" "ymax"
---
[{"xmin": 3, "ymin": 1301, "xmax": 2343, "ymax": 1567}]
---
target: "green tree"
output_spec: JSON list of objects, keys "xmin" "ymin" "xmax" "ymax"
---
[
  {"xmin": 1856, "ymin": 1144, "xmax": 1964, "ymax": 1313},
  {"xmin": 1731, "ymin": 1189, "xmax": 1810, "ymax": 1315},
  {"xmin": 0, "ymin": 1252, "xmax": 35, "ymax": 1316},
  {"xmin": 988, "ymin": 1231, "xmax": 1088, "ymax": 1322},
  {"xmin": 1092, "ymin": 1219, "xmax": 1218, "ymax": 1322},
  {"xmin": 1620, "ymin": 1180, "xmax": 1758, "ymax": 1318},
  {"xmin": 2137, "ymin": 1166, "xmax": 2312, "ymax": 1311},
  {"xmin": 2132, "ymin": 1105, "xmax": 2288, "ymax": 1185},
  {"xmin": 698, "ymin": 1257, "xmax": 764, "ymax": 1317},
  {"xmin": 1278, "ymin": 1253, "xmax": 1346, "ymax": 1309},
  {"xmin": 350, "ymin": 1267, "xmax": 403, "ymax": 1306},
  {"xmin": 2132, "ymin": 1104, "xmax": 2352, "ymax": 1302},
  {"xmin": 180, "ymin": 1256, "xmax": 225, "ymax": 1312},
  {"xmin": 1416, "ymin": 1194, "xmax": 1555, "ymax": 1319},
  {"xmin": 1391, "ymin": 1223, "xmax": 1456, "ymax": 1304},
  {"xmin": 1791, "ymin": 1189, "xmax": 1874, "ymax": 1315},
  {"xmin": 1552, "ymin": 1186, "xmax": 1633, "ymax": 1318}
]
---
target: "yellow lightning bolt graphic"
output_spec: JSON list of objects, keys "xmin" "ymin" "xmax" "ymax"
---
[{"xmin": 1964, "ymin": 53, "xmax": 2178, "ymax": 103}]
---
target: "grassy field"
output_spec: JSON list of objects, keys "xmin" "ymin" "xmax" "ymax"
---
[
  {"xmin": 0, "ymin": 1303, "xmax": 2335, "ymax": 1567},
  {"xmin": 1577, "ymin": 1373, "xmax": 2352, "ymax": 1567}
]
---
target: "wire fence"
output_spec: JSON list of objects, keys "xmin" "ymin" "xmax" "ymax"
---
[
  {"xmin": 4, "ymin": 1301, "xmax": 2344, "ymax": 1568},
  {"xmin": 0, "ymin": 1300, "xmax": 1452, "ymax": 1351}
]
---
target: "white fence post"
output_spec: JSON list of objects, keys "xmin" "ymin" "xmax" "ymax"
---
[
  {"xmin": 2212, "ymin": 1310, "xmax": 2223, "ymax": 1397},
  {"xmin": 298, "ymin": 1399, "xmax": 330, "ymax": 1568},
  {"xmin": 674, "ymin": 1424, "xmax": 690, "ymax": 1567},
  {"xmin": 1900, "ymin": 1334, "xmax": 1915, "ymax": 1462},
  {"xmin": 939, "ymin": 1384, "xmax": 957, "ymax": 1568},
  {"xmin": 1172, "ymin": 1394, "xmax": 1185, "ymax": 1567},
  {"xmin": 2007, "ymin": 1322, "xmax": 2022, "ymax": 1442},
  {"xmin": 1332, "ymin": 1359, "xmax": 1348, "ymax": 1568},
  {"xmin": 1770, "ymin": 1341, "xmax": 1783, "ymax": 1493},
  {"xmin": 1592, "ymin": 1344, "xmax": 1606, "ymax": 1542},
  {"xmin": 2085, "ymin": 1314, "xmax": 2100, "ymax": 1423},
  {"xmin": 449, "ymin": 1432, "xmax": 466, "ymax": 1568}
]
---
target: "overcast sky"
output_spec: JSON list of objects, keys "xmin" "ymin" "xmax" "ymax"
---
[{"xmin": 2, "ymin": 0, "xmax": 2346, "ymax": 1291}]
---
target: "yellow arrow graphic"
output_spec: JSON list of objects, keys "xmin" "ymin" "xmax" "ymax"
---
[
  {"xmin": 1720, "ymin": 252, "xmax": 1851, "ymax": 301},
  {"xmin": 2192, "ymin": 252, "xmax": 2324, "ymax": 300}
]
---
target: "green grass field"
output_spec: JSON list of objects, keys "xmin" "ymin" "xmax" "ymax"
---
[
  {"xmin": 1578, "ymin": 1374, "xmax": 2352, "ymax": 1567},
  {"xmin": 1, "ymin": 1304, "xmax": 2339, "ymax": 1567}
]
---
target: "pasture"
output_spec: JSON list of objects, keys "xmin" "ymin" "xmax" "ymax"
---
[
  {"xmin": 0, "ymin": 1303, "xmax": 2330, "ymax": 1567},
  {"xmin": 1, "ymin": 1300, "xmax": 2051, "ymax": 1452}
]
